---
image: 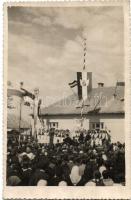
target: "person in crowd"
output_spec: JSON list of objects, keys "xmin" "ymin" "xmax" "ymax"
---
[
  {"xmin": 66, "ymin": 166, "xmax": 85, "ymax": 186},
  {"xmin": 20, "ymin": 155, "xmax": 33, "ymax": 186},
  {"xmin": 58, "ymin": 181, "xmax": 67, "ymax": 186},
  {"xmin": 37, "ymin": 179, "xmax": 47, "ymax": 186},
  {"xmin": 93, "ymin": 170, "xmax": 104, "ymax": 186},
  {"xmin": 7, "ymin": 175, "xmax": 22, "ymax": 186},
  {"xmin": 102, "ymin": 170, "xmax": 114, "ymax": 186}
]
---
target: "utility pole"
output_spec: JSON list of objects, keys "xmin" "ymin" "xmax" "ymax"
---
[{"xmin": 33, "ymin": 88, "xmax": 40, "ymax": 140}]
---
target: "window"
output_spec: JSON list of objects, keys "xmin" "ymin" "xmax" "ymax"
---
[
  {"xmin": 101, "ymin": 122, "xmax": 104, "ymax": 129},
  {"xmin": 96, "ymin": 123, "xmax": 100, "ymax": 128},
  {"xmin": 49, "ymin": 122, "xmax": 58, "ymax": 129},
  {"xmin": 90, "ymin": 122, "xmax": 104, "ymax": 130}
]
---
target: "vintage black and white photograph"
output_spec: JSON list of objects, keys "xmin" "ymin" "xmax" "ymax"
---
[
  {"xmin": 3, "ymin": 1, "xmax": 131, "ymax": 199},
  {"xmin": 6, "ymin": 3, "xmax": 126, "ymax": 187}
]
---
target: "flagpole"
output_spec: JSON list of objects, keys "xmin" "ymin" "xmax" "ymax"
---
[
  {"xmin": 83, "ymin": 38, "xmax": 87, "ymax": 71},
  {"xmin": 80, "ymin": 99, "xmax": 84, "ymax": 128},
  {"xmin": 80, "ymin": 38, "xmax": 87, "ymax": 129},
  {"xmin": 33, "ymin": 88, "xmax": 40, "ymax": 140}
]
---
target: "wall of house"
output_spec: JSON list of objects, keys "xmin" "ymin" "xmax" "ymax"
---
[
  {"xmin": 44, "ymin": 116, "xmax": 86, "ymax": 131},
  {"xmin": 7, "ymin": 93, "xmax": 33, "ymax": 130},
  {"xmin": 43, "ymin": 113, "xmax": 125, "ymax": 143},
  {"xmin": 101, "ymin": 117, "xmax": 125, "ymax": 143}
]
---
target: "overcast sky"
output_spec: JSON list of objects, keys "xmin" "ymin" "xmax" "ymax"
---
[{"xmin": 8, "ymin": 6, "xmax": 124, "ymax": 104}]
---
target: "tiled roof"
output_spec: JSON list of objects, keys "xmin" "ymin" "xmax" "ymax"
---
[{"xmin": 40, "ymin": 86, "xmax": 124, "ymax": 116}]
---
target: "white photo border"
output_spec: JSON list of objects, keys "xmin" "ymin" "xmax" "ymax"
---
[{"xmin": 3, "ymin": 0, "xmax": 131, "ymax": 199}]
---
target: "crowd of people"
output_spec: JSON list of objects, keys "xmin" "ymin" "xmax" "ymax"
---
[{"xmin": 7, "ymin": 129, "xmax": 125, "ymax": 186}]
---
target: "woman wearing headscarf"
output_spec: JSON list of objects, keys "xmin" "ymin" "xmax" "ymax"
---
[{"xmin": 66, "ymin": 166, "xmax": 85, "ymax": 186}]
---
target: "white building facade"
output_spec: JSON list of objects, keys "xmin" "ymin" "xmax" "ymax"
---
[
  {"xmin": 43, "ymin": 113, "xmax": 124, "ymax": 143},
  {"xmin": 40, "ymin": 82, "xmax": 125, "ymax": 143}
]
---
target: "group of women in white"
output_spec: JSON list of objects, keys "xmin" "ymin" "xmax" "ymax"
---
[{"xmin": 37, "ymin": 129, "xmax": 110, "ymax": 146}]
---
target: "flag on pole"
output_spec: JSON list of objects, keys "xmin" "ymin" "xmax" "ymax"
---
[
  {"xmin": 21, "ymin": 88, "xmax": 35, "ymax": 100},
  {"xmin": 68, "ymin": 80, "xmax": 78, "ymax": 88},
  {"xmin": 77, "ymin": 72, "xmax": 92, "ymax": 100},
  {"xmin": 77, "ymin": 72, "xmax": 82, "ymax": 100},
  {"xmin": 80, "ymin": 71, "xmax": 89, "ymax": 101}
]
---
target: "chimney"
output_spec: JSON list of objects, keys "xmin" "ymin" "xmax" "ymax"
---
[{"xmin": 98, "ymin": 82, "xmax": 104, "ymax": 88}]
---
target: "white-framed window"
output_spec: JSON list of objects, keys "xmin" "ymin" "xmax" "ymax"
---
[
  {"xmin": 49, "ymin": 122, "xmax": 58, "ymax": 129},
  {"xmin": 90, "ymin": 122, "xmax": 104, "ymax": 130}
]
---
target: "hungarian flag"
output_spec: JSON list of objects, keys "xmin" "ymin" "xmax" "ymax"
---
[
  {"xmin": 21, "ymin": 88, "xmax": 35, "ymax": 100},
  {"xmin": 20, "ymin": 87, "xmax": 35, "ymax": 107},
  {"xmin": 68, "ymin": 80, "xmax": 78, "ymax": 88}
]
